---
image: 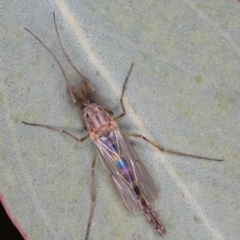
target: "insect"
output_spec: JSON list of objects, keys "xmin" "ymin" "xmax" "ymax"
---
[{"xmin": 23, "ymin": 13, "xmax": 223, "ymax": 240}]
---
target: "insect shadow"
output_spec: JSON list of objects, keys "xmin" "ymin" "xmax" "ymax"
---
[{"xmin": 23, "ymin": 12, "xmax": 223, "ymax": 240}]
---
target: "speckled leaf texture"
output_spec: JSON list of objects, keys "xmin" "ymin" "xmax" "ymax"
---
[{"xmin": 1, "ymin": 1, "xmax": 240, "ymax": 240}]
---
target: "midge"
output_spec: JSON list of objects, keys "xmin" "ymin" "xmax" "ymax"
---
[{"xmin": 23, "ymin": 13, "xmax": 223, "ymax": 240}]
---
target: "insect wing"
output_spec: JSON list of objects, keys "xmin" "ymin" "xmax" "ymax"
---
[
  {"xmin": 93, "ymin": 128, "xmax": 158, "ymax": 213},
  {"xmin": 119, "ymin": 130, "xmax": 158, "ymax": 202}
]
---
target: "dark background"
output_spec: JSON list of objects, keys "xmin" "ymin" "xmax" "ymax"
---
[{"xmin": 0, "ymin": 202, "xmax": 24, "ymax": 240}]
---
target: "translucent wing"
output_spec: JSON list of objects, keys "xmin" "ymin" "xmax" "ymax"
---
[{"xmin": 93, "ymin": 128, "xmax": 158, "ymax": 213}]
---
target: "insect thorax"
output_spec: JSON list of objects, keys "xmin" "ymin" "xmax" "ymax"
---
[{"xmin": 83, "ymin": 103, "xmax": 110, "ymax": 131}]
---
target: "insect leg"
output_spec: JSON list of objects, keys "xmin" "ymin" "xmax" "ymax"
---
[
  {"xmin": 127, "ymin": 133, "xmax": 223, "ymax": 161},
  {"xmin": 85, "ymin": 152, "xmax": 97, "ymax": 240},
  {"xmin": 114, "ymin": 63, "xmax": 134, "ymax": 121},
  {"xmin": 22, "ymin": 121, "xmax": 89, "ymax": 142}
]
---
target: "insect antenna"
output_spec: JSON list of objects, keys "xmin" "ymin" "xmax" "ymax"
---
[
  {"xmin": 52, "ymin": 13, "xmax": 113, "ymax": 114},
  {"xmin": 24, "ymin": 27, "xmax": 85, "ymax": 127}
]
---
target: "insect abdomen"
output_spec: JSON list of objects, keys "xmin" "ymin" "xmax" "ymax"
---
[{"xmin": 137, "ymin": 187, "xmax": 165, "ymax": 235}]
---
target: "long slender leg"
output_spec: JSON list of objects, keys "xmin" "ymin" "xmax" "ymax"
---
[
  {"xmin": 114, "ymin": 63, "xmax": 134, "ymax": 121},
  {"xmin": 85, "ymin": 152, "xmax": 97, "ymax": 240},
  {"xmin": 22, "ymin": 121, "xmax": 89, "ymax": 142},
  {"xmin": 127, "ymin": 133, "xmax": 223, "ymax": 161},
  {"xmin": 52, "ymin": 13, "xmax": 113, "ymax": 114}
]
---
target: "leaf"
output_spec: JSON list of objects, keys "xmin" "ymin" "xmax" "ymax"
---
[{"xmin": 1, "ymin": 1, "xmax": 240, "ymax": 239}]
